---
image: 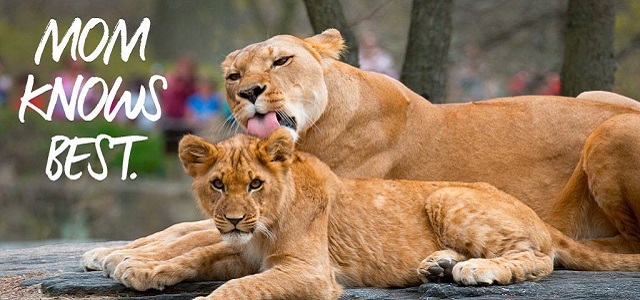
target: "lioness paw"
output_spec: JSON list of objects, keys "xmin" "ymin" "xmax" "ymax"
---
[
  {"xmin": 452, "ymin": 259, "xmax": 511, "ymax": 286},
  {"xmin": 101, "ymin": 251, "xmax": 133, "ymax": 278},
  {"xmin": 113, "ymin": 259, "xmax": 193, "ymax": 291},
  {"xmin": 82, "ymin": 247, "xmax": 113, "ymax": 271},
  {"xmin": 418, "ymin": 250, "xmax": 463, "ymax": 283}
]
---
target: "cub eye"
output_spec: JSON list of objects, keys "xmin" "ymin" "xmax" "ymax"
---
[
  {"xmin": 272, "ymin": 56, "xmax": 291, "ymax": 67},
  {"xmin": 227, "ymin": 73, "xmax": 241, "ymax": 81},
  {"xmin": 248, "ymin": 179, "xmax": 263, "ymax": 191},
  {"xmin": 211, "ymin": 179, "xmax": 225, "ymax": 191}
]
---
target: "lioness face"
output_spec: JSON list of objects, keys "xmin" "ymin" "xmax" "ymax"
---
[
  {"xmin": 222, "ymin": 29, "xmax": 344, "ymax": 141},
  {"xmin": 179, "ymin": 129, "xmax": 295, "ymax": 245}
]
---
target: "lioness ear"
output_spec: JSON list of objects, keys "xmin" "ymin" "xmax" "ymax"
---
[
  {"xmin": 179, "ymin": 135, "xmax": 218, "ymax": 178},
  {"xmin": 304, "ymin": 28, "xmax": 345, "ymax": 60},
  {"xmin": 221, "ymin": 49, "xmax": 240, "ymax": 71},
  {"xmin": 258, "ymin": 129, "xmax": 294, "ymax": 166}
]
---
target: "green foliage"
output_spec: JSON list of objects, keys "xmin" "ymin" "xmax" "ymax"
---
[{"xmin": 0, "ymin": 108, "xmax": 165, "ymax": 179}]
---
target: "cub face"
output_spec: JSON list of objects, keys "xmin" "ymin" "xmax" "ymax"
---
[
  {"xmin": 222, "ymin": 29, "xmax": 345, "ymax": 141},
  {"xmin": 179, "ymin": 129, "xmax": 295, "ymax": 244}
]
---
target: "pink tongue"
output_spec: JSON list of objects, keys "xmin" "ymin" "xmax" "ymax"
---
[{"xmin": 247, "ymin": 111, "xmax": 281, "ymax": 139}]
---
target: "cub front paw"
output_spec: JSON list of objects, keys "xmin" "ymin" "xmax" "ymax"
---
[
  {"xmin": 418, "ymin": 257, "xmax": 457, "ymax": 283},
  {"xmin": 113, "ymin": 259, "xmax": 191, "ymax": 291},
  {"xmin": 418, "ymin": 249, "xmax": 466, "ymax": 283}
]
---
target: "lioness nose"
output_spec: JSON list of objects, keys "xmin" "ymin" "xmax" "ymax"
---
[
  {"xmin": 225, "ymin": 215, "xmax": 245, "ymax": 226},
  {"xmin": 238, "ymin": 85, "xmax": 266, "ymax": 104}
]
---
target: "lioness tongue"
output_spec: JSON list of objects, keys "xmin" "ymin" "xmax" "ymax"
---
[{"xmin": 247, "ymin": 111, "xmax": 280, "ymax": 139}]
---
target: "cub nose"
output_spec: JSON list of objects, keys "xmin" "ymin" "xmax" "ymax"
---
[
  {"xmin": 225, "ymin": 215, "xmax": 245, "ymax": 226},
  {"xmin": 238, "ymin": 85, "xmax": 266, "ymax": 104}
]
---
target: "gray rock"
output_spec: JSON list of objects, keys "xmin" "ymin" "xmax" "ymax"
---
[{"xmin": 3, "ymin": 242, "xmax": 640, "ymax": 299}]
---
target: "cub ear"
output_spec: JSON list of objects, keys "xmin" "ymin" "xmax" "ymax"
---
[
  {"xmin": 303, "ymin": 28, "xmax": 345, "ymax": 60},
  {"xmin": 179, "ymin": 135, "xmax": 218, "ymax": 178},
  {"xmin": 221, "ymin": 49, "xmax": 240, "ymax": 71},
  {"xmin": 258, "ymin": 129, "xmax": 294, "ymax": 167}
]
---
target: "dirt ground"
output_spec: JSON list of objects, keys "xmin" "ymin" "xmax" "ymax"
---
[
  {"xmin": 1, "ymin": 273, "xmax": 50, "ymax": 300},
  {"xmin": 0, "ymin": 273, "xmax": 110, "ymax": 300}
]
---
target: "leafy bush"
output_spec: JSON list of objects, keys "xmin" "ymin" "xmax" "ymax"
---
[{"xmin": 0, "ymin": 108, "xmax": 165, "ymax": 179}]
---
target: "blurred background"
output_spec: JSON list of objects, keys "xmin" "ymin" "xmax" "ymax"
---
[{"xmin": 0, "ymin": 0, "xmax": 638, "ymax": 244}]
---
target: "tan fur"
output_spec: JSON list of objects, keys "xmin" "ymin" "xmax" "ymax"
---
[
  {"xmin": 217, "ymin": 29, "xmax": 640, "ymax": 251},
  {"xmin": 90, "ymin": 131, "xmax": 640, "ymax": 299},
  {"xmin": 83, "ymin": 30, "xmax": 640, "ymax": 293}
]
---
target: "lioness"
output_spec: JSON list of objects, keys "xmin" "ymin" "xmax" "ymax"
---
[
  {"xmin": 83, "ymin": 29, "xmax": 640, "ymax": 285},
  {"xmin": 100, "ymin": 130, "xmax": 640, "ymax": 299}
]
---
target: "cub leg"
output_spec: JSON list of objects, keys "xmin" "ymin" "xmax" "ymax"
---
[
  {"xmin": 194, "ymin": 267, "xmax": 341, "ymax": 300},
  {"xmin": 421, "ymin": 186, "xmax": 554, "ymax": 285},
  {"xmin": 82, "ymin": 220, "xmax": 215, "ymax": 272},
  {"xmin": 551, "ymin": 114, "xmax": 640, "ymax": 253}
]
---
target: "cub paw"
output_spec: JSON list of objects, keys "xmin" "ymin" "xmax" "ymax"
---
[
  {"xmin": 418, "ymin": 250, "xmax": 460, "ymax": 283},
  {"xmin": 112, "ymin": 259, "xmax": 192, "ymax": 291},
  {"xmin": 451, "ymin": 259, "xmax": 510, "ymax": 286}
]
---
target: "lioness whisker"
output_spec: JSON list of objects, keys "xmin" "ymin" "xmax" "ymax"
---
[{"xmin": 214, "ymin": 115, "xmax": 235, "ymax": 136}]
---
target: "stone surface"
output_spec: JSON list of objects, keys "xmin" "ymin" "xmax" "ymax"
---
[{"xmin": 2, "ymin": 242, "xmax": 640, "ymax": 299}]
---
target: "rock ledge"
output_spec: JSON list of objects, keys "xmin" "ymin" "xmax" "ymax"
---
[{"xmin": 2, "ymin": 242, "xmax": 640, "ymax": 299}]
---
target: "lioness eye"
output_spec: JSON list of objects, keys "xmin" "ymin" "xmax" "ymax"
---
[
  {"xmin": 249, "ymin": 179, "xmax": 263, "ymax": 190},
  {"xmin": 211, "ymin": 179, "xmax": 225, "ymax": 191},
  {"xmin": 272, "ymin": 56, "xmax": 291, "ymax": 67},
  {"xmin": 227, "ymin": 73, "xmax": 241, "ymax": 81}
]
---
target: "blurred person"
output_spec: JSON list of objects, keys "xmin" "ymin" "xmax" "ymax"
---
[
  {"xmin": 0, "ymin": 57, "xmax": 13, "ymax": 108},
  {"xmin": 128, "ymin": 77, "xmax": 158, "ymax": 131},
  {"xmin": 185, "ymin": 78, "xmax": 224, "ymax": 131},
  {"xmin": 452, "ymin": 44, "xmax": 487, "ymax": 102},
  {"xmin": 51, "ymin": 58, "xmax": 95, "ymax": 120},
  {"xmin": 535, "ymin": 72, "xmax": 561, "ymax": 96},
  {"xmin": 11, "ymin": 72, "xmax": 45, "ymax": 112},
  {"xmin": 160, "ymin": 55, "xmax": 197, "ymax": 153},
  {"xmin": 508, "ymin": 71, "xmax": 532, "ymax": 96},
  {"xmin": 358, "ymin": 30, "xmax": 399, "ymax": 79}
]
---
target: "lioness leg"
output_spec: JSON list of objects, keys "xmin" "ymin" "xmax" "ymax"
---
[
  {"xmin": 550, "ymin": 114, "xmax": 640, "ymax": 253},
  {"xmin": 113, "ymin": 242, "xmax": 254, "ymax": 291},
  {"xmin": 421, "ymin": 186, "xmax": 554, "ymax": 285},
  {"xmin": 83, "ymin": 220, "xmax": 215, "ymax": 271},
  {"xmin": 102, "ymin": 228, "xmax": 221, "ymax": 278}
]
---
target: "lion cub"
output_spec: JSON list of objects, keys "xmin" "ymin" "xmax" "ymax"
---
[{"xmin": 92, "ymin": 129, "xmax": 640, "ymax": 300}]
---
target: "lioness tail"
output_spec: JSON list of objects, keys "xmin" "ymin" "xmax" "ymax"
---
[{"xmin": 547, "ymin": 224, "xmax": 640, "ymax": 271}]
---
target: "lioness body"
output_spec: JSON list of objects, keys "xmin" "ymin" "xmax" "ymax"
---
[
  {"xmin": 221, "ymin": 30, "xmax": 640, "ymax": 249},
  {"xmin": 87, "ymin": 132, "xmax": 640, "ymax": 300}
]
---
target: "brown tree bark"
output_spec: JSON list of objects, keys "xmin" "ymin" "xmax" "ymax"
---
[
  {"xmin": 303, "ymin": 0, "xmax": 359, "ymax": 67},
  {"xmin": 560, "ymin": 0, "xmax": 616, "ymax": 97},
  {"xmin": 400, "ymin": 0, "xmax": 452, "ymax": 104}
]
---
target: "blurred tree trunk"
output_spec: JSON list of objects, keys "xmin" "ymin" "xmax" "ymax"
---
[
  {"xmin": 303, "ymin": 0, "xmax": 359, "ymax": 67},
  {"xmin": 247, "ymin": 0, "xmax": 298, "ymax": 35},
  {"xmin": 401, "ymin": 0, "xmax": 452, "ymax": 104},
  {"xmin": 277, "ymin": 0, "xmax": 298, "ymax": 34},
  {"xmin": 151, "ymin": 0, "xmax": 236, "ymax": 61},
  {"xmin": 560, "ymin": 0, "xmax": 616, "ymax": 97}
]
